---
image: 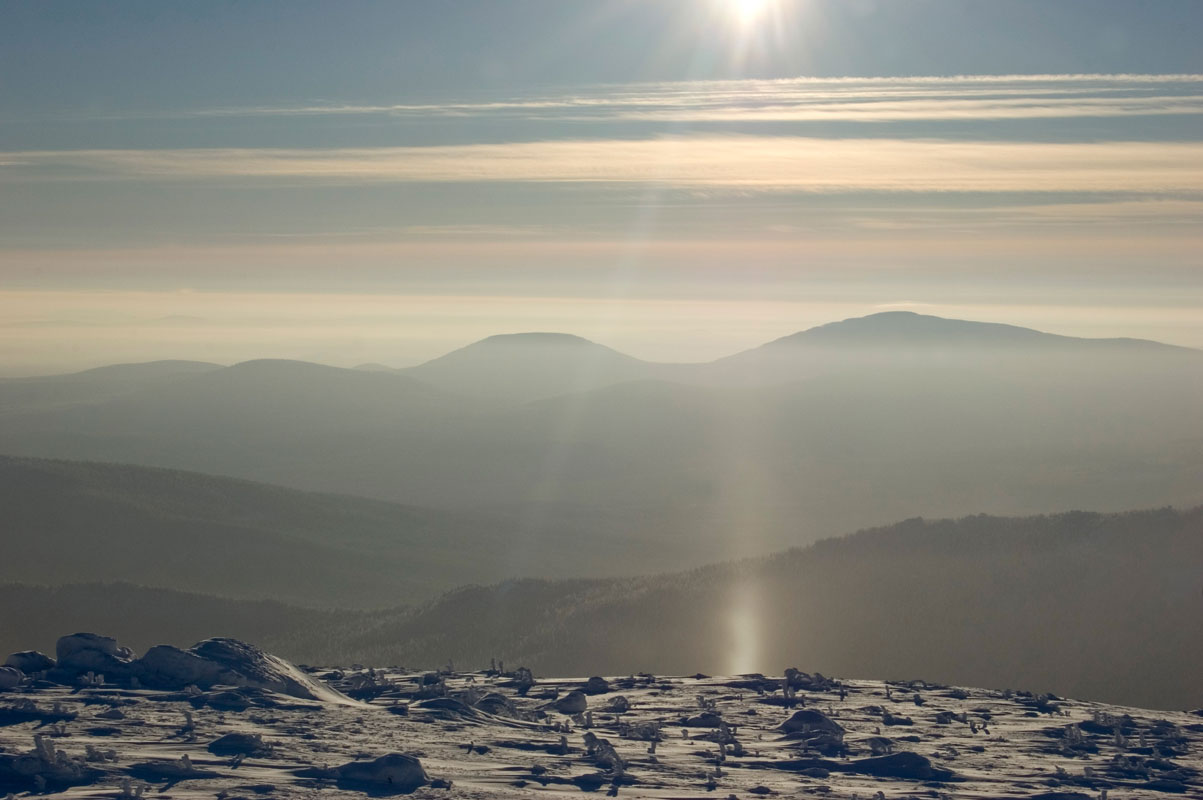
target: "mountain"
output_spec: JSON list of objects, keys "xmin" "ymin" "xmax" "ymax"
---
[
  {"xmin": 1, "ymin": 314, "xmax": 1200, "ymax": 566},
  {"xmin": 0, "ymin": 455, "xmax": 593, "ymax": 608},
  {"xmin": 403, "ymin": 332, "xmax": 661, "ymax": 404},
  {"xmin": 763, "ymin": 310, "xmax": 1182, "ymax": 349},
  {"xmin": 711, "ymin": 311, "xmax": 1201, "ymax": 384}
]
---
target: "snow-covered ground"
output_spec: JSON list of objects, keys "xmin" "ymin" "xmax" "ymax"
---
[{"xmin": 2, "ymin": 645, "xmax": 1200, "ymax": 799}]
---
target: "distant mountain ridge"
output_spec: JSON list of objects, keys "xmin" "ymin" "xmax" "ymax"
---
[
  {"xmin": 1, "ymin": 312, "xmax": 1200, "ymax": 565},
  {"xmin": 758, "ymin": 311, "xmax": 1192, "ymax": 350}
]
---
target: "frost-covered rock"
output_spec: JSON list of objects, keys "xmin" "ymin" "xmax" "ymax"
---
[
  {"xmin": 0, "ymin": 666, "xmax": 22, "ymax": 691},
  {"xmin": 136, "ymin": 645, "xmax": 225, "ymax": 689},
  {"xmin": 551, "ymin": 690, "xmax": 588, "ymax": 714},
  {"xmin": 55, "ymin": 633, "xmax": 134, "ymax": 677},
  {"xmin": 133, "ymin": 638, "xmax": 353, "ymax": 704},
  {"xmin": 583, "ymin": 676, "xmax": 610, "ymax": 695},
  {"xmin": 208, "ymin": 732, "xmax": 272, "ymax": 757},
  {"xmin": 335, "ymin": 753, "xmax": 429, "ymax": 794},
  {"xmin": 475, "ymin": 692, "xmax": 518, "ymax": 717},
  {"xmin": 5, "ymin": 651, "xmax": 55, "ymax": 674},
  {"xmin": 779, "ymin": 708, "xmax": 846, "ymax": 754}
]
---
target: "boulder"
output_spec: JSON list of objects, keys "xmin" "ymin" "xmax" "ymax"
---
[
  {"xmin": 136, "ymin": 645, "xmax": 225, "ymax": 689},
  {"xmin": 208, "ymin": 732, "xmax": 272, "ymax": 758},
  {"xmin": 551, "ymin": 690, "xmax": 588, "ymax": 715},
  {"xmin": 475, "ymin": 692, "xmax": 518, "ymax": 717},
  {"xmin": 607, "ymin": 695, "xmax": 631, "ymax": 713},
  {"xmin": 0, "ymin": 666, "xmax": 22, "ymax": 691},
  {"xmin": 846, "ymin": 751, "xmax": 955, "ymax": 781},
  {"xmin": 54, "ymin": 633, "xmax": 134, "ymax": 677},
  {"xmin": 133, "ymin": 638, "xmax": 353, "ymax": 704},
  {"xmin": 682, "ymin": 711, "xmax": 725, "ymax": 727},
  {"xmin": 779, "ymin": 708, "xmax": 846, "ymax": 755},
  {"xmin": 336, "ymin": 753, "xmax": 429, "ymax": 794},
  {"xmin": 583, "ymin": 676, "xmax": 610, "ymax": 695},
  {"xmin": 780, "ymin": 709, "xmax": 844, "ymax": 737},
  {"xmin": 188, "ymin": 638, "xmax": 349, "ymax": 702},
  {"xmin": 5, "ymin": 651, "xmax": 55, "ymax": 674}
]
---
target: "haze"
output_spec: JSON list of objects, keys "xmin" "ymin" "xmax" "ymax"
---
[
  {"xmin": 1, "ymin": 0, "xmax": 1202, "ymax": 724},
  {"xmin": 2, "ymin": 1, "xmax": 1202, "ymax": 374}
]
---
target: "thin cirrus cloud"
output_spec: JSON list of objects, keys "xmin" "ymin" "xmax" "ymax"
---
[
  {"xmin": 5, "ymin": 138, "xmax": 1203, "ymax": 195},
  {"xmin": 128, "ymin": 73, "xmax": 1203, "ymax": 124}
]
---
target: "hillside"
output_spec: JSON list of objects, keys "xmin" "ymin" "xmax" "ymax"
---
[
  {"xmin": 0, "ymin": 455, "xmax": 590, "ymax": 608},
  {"xmin": 361, "ymin": 507, "xmax": 1203, "ymax": 710},
  {"xmin": 5, "ymin": 507, "xmax": 1200, "ymax": 710}
]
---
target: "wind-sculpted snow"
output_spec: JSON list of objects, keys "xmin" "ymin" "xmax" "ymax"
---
[{"xmin": 1, "ymin": 639, "xmax": 1201, "ymax": 798}]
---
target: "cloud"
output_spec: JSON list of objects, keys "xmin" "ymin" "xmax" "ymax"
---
[
  {"xmin": 6, "ymin": 137, "xmax": 1203, "ymax": 195},
  {"xmin": 93, "ymin": 73, "xmax": 1203, "ymax": 125}
]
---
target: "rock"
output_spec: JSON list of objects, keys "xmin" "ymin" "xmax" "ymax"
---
[
  {"xmin": 208, "ymin": 732, "xmax": 272, "ymax": 757},
  {"xmin": 336, "ymin": 753, "xmax": 429, "ymax": 794},
  {"xmin": 583, "ymin": 676, "xmax": 610, "ymax": 695},
  {"xmin": 552, "ymin": 690, "xmax": 588, "ymax": 715},
  {"xmin": 682, "ymin": 711, "xmax": 725, "ymax": 727},
  {"xmin": 136, "ymin": 645, "xmax": 225, "ymax": 689},
  {"xmin": 54, "ymin": 633, "xmax": 134, "ymax": 676},
  {"xmin": 133, "ymin": 638, "xmax": 353, "ymax": 704},
  {"xmin": 129, "ymin": 756, "xmax": 218, "ymax": 781},
  {"xmin": 5, "ymin": 651, "xmax": 55, "ymax": 673},
  {"xmin": 475, "ymin": 692, "xmax": 518, "ymax": 717},
  {"xmin": 779, "ymin": 708, "xmax": 845, "ymax": 755},
  {"xmin": 846, "ymin": 751, "xmax": 955, "ymax": 781},
  {"xmin": 0, "ymin": 666, "xmax": 22, "ymax": 691},
  {"xmin": 607, "ymin": 695, "xmax": 631, "ymax": 713},
  {"xmin": 780, "ymin": 709, "xmax": 845, "ymax": 737},
  {"xmin": 417, "ymin": 697, "xmax": 478, "ymax": 719}
]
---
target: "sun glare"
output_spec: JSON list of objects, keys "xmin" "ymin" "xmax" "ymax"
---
[{"xmin": 731, "ymin": 0, "xmax": 773, "ymax": 26}]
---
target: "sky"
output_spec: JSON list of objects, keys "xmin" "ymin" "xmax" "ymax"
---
[{"xmin": 2, "ymin": 0, "xmax": 1202, "ymax": 373}]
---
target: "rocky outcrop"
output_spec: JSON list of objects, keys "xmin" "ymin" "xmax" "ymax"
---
[
  {"xmin": 4, "ymin": 651, "xmax": 55, "ymax": 674},
  {"xmin": 137, "ymin": 645, "xmax": 226, "ymax": 688},
  {"xmin": 39, "ymin": 633, "xmax": 352, "ymax": 704},
  {"xmin": 0, "ymin": 667, "xmax": 22, "ymax": 691},
  {"xmin": 54, "ymin": 633, "xmax": 134, "ymax": 678},
  {"xmin": 138, "ymin": 638, "xmax": 353, "ymax": 704}
]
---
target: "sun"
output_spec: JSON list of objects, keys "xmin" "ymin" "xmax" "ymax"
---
[{"xmin": 730, "ymin": 0, "xmax": 773, "ymax": 26}]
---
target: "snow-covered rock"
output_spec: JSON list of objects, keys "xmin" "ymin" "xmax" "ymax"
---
[
  {"xmin": 4, "ymin": 651, "xmax": 55, "ymax": 674},
  {"xmin": 0, "ymin": 666, "xmax": 22, "ymax": 691},
  {"xmin": 551, "ymin": 689, "xmax": 588, "ymax": 714},
  {"xmin": 132, "ymin": 638, "xmax": 354, "ymax": 704},
  {"xmin": 336, "ymin": 753, "xmax": 429, "ymax": 794},
  {"xmin": 54, "ymin": 633, "xmax": 134, "ymax": 677},
  {"xmin": 135, "ymin": 645, "xmax": 225, "ymax": 688}
]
